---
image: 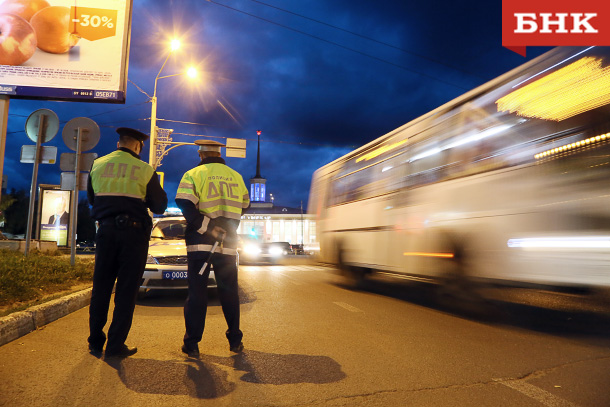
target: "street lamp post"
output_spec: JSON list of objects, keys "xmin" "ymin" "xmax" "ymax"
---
[
  {"xmin": 149, "ymin": 40, "xmax": 178, "ymax": 167},
  {"xmin": 148, "ymin": 40, "xmax": 198, "ymax": 168}
]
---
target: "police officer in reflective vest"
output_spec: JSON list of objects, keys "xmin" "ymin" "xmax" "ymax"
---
[
  {"xmin": 87, "ymin": 127, "xmax": 168, "ymax": 358},
  {"xmin": 176, "ymin": 139, "xmax": 250, "ymax": 357}
]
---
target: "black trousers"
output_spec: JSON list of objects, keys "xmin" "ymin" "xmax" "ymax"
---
[
  {"xmin": 88, "ymin": 222, "xmax": 150, "ymax": 351},
  {"xmin": 183, "ymin": 253, "xmax": 242, "ymax": 349}
]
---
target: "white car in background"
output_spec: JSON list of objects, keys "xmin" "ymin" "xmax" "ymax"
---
[
  {"xmin": 141, "ymin": 216, "xmax": 217, "ymax": 296},
  {"xmin": 238, "ymin": 236, "xmax": 294, "ymax": 264}
]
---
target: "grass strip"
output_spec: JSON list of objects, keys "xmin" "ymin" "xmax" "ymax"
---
[{"xmin": 0, "ymin": 249, "xmax": 94, "ymax": 307}]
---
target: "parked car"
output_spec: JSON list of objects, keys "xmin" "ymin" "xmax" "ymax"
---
[
  {"xmin": 76, "ymin": 241, "xmax": 95, "ymax": 252},
  {"xmin": 141, "ymin": 216, "xmax": 218, "ymax": 296}
]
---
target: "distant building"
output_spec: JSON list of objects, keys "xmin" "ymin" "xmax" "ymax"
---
[
  {"xmin": 238, "ymin": 203, "xmax": 315, "ymax": 245},
  {"xmin": 236, "ymin": 131, "xmax": 315, "ymax": 244},
  {"xmin": 249, "ymin": 129, "xmax": 267, "ymax": 204}
]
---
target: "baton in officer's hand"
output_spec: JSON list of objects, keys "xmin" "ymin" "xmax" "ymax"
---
[{"xmin": 199, "ymin": 229, "xmax": 226, "ymax": 275}]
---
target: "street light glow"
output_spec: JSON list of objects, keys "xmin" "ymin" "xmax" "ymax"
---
[
  {"xmin": 187, "ymin": 66, "xmax": 198, "ymax": 79},
  {"xmin": 149, "ymin": 41, "xmax": 201, "ymax": 169}
]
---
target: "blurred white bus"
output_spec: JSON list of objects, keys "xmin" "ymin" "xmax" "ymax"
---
[{"xmin": 309, "ymin": 46, "xmax": 610, "ymax": 292}]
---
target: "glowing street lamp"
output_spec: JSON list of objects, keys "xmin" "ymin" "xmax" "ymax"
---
[
  {"xmin": 149, "ymin": 39, "xmax": 198, "ymax": 168},
  {"xmin": 187, "ymin": 66, "xmax": 198, "ymax": 79}
]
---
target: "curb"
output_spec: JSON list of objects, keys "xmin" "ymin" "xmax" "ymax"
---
[{"xmin": 0, "ymin": 287, "xmax": 92, "ymax": 347}]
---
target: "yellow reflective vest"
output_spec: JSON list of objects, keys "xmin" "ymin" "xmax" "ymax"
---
[
  {"xmin": 176, "ymin": 163, "xmax": 249, "ymax": 221},
  {"xmin": 90, "ymin": 150, "xmax": 155, "ymax": 200}
]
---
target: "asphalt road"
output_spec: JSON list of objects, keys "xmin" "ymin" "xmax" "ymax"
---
[{"xmin": 1, "ymin": 261, "xmax": 610, "ymax": 407}]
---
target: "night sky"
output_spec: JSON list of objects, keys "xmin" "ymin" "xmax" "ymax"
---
[{"xmin": 2, "ymin": 0, "xmax": 551, "ymax": 210}]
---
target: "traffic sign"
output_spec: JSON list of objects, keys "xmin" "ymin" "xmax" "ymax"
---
[
  {"xmin": 20, "ymin": 145, "xmax": 57, "ymax": 164},
  {"xmin": 23, "ymin": 108, "xmax": 60, "ymax": 255},
  {"xmin": 61, "ymin": 117, "xmax": 100, "ymax": 265},
  {"xmin": 62, "ymin": 117, "xmax": 100, "ymax": 152},
  {"xmin": 60, "ymin": 172, "xmax": 89, "ymax": 191},
  {"xmin": 25, "ymin": 109, "xmax": 59, "ymax": 143},
  {"xmin": 226, "ymin": 137, "xmax": 247, "ymax": 158},
  {"xmin": 59, "ymin": 152, "xmax": 97, "ymax": 172}
]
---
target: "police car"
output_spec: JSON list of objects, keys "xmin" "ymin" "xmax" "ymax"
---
[{"xmin": 140, "ymin": 214, "xmax": 218, "ymax": 296}]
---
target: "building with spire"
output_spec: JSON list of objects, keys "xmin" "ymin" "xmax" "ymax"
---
[
  {"xmin": 236, "ymin": 130, "xmax": 316, "ymax": 247},
  {"xmin": 249, "ymin": 130, "xmax": 270, "ymax": 208}
]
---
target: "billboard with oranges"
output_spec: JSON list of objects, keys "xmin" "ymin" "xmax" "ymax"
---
[{"xmin": 0, "ymin": 0, "xmax": 132, "ymax": 103}]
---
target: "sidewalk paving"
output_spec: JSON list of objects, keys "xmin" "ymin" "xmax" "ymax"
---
[{"xmin": 0, "ymin": 286, "xmax": 92, "ymax": 347}]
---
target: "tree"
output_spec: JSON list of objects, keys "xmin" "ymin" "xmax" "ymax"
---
[
  {"xmin": 77, "ymin": 199, "xmax": 96, "ymax": 243},
  {"xmin": 0, "ymin": 193, "xmax": 15, "ymax": 226},
  {"xmin": 1, "ymin": 189, "xmax": 29, "ymax": 236},
  {"xmin": 0, "ymin": 193, "xmax": 16, "ymax": 239}
]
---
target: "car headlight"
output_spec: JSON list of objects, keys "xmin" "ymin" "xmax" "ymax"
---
[
  {"xmin": 269, "ymin": 246, "xmax": 283, "ymax": 256},
  {"xmin": 146, "ymin": 254, "xmax": 159, "ymax": 264},
  {"xmin": 244, "ymin": 244, "xmax": 262, "ymax": 256}
]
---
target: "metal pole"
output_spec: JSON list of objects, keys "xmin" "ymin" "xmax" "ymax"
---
[
  {"xmin": 149, "ymin": 49, "xmax": 180, "ymax": 169},
  {"xmin": 35, "ymin": 185, "xmax": 42, "ymax": 240},
  {"xmin": 24, "ymin": 114, "xmax": 46, "ymax": 255},
  {"xmin": 0, "ymin": 96, "xmax": 9, "ymax": 206},
  {"xmin": 70, "ymin": 128, "xmax": 82, "ymax": 266},
  {"xmin": 149, "ymin": 95, "xmax": 157, "ymax": 168}
]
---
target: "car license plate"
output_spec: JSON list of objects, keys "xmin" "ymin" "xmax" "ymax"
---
[{"xmin": 162, "ymin": 271, "xmax": 188, "ymax": 279}]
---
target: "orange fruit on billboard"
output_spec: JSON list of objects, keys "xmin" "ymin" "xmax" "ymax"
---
[
  {"xmin": 0, "ymin": 0, "xmax": 51, "ymax": 21},
  {"xmin": 0, "ymin": 13, "xmax": 37, "ymax": 65},
  {"xmin": 30, "ymin": 6, "xmax": 79, "ymax": 54}
]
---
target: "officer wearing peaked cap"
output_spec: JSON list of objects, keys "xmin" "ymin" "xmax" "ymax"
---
[
  {"xmin": 176, "ymin": 139, "xmax": 250, "ymax": 357},
  {"xmin": 117, "ymin": 126, "xmax": 148, "ymax": 143},
  {"xmin": 195, "ymin": 139, "xmax": 225, "ymax": 151},
  {"xmin": 87, "ymin": 127, "xmax": 168, "ymax": 358}
]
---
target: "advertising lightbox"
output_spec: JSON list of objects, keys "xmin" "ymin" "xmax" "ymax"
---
[
  {"xmin": 0, "ymin": 0, "xmax": 132, "ymax": 103},
  {"xmin": 39, "ymin": 187, "xmax": 71, "ymax": 246}
]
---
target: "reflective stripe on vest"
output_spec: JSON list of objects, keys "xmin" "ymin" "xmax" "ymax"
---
[
  {"xmin": 90, "ymin": 150, "xmax": 154, "ymax": 201},
  {"xmin": 176, "ymin": 163, "xmax": 249, "ymax": 219},
  {"xmin": 186, "ymin": 244, "xmax": 238, "ymax": 255}
]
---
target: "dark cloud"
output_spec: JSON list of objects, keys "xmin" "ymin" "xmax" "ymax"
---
[{"xmin": 3, "ymin": 0, "xmax": 553, "ymax": 209}]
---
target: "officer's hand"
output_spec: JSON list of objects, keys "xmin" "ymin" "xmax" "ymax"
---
[{"xmin": 210, "ymin": 226, "xmax": 226, "ymax": 240}]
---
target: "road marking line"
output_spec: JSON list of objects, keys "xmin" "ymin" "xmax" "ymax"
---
[
  {"xmin": 333, "ymin": 302, "xmax": 363, "ymax": 313},
  {"xmin": 280, "ymin": 273, "xmax": 304, "ymax": 285},
  {"xmin": 500, "ymin": 380, "xmax": 579, "ymax": 407}
]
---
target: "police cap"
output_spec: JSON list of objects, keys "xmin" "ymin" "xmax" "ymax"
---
[
  {"xmin": 116, "ymin": 127, "xmax": 149, "ymax": 143},
  {"xmin": 195, "ymin": 139, "xmax": 225, "ymax": 153}
]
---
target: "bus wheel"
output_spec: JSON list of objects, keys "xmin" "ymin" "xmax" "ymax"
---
[
  {"xmin": 344, "ymin": 266, "xmax": 367, "ymax": 289},
  {"xmin": 436, "ymin": 244, "xmax": 482, "ymax": 304},
  {"xmin": 337, "ymin": 246, "xmax": 365, "ymax": 289}
]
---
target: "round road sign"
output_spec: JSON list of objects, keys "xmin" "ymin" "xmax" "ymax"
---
[
  {"xmin": 62, "ymin": 117, "xmax": 100, "ymax": 152},
  {"xmin": 25, "ymin": 109, "xmax": 59, "ymax": 143}
]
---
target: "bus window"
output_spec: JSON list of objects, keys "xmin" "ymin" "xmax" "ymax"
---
[{"xmin": 330, "ymin": 137, "xmax": 409, "ymax": 204}]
